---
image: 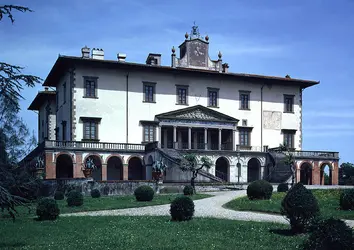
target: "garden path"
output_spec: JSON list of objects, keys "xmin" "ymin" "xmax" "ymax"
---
[{"xmin": 62, "ymin": 190, "xmax": 354, "ymax": 228}]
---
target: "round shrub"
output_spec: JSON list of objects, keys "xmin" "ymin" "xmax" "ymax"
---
[
  {"xmin": 277, "ymin": 183, "xmax": 289, "ymax": 192},
  {"xmin": 302, "ymin": 217, "xmax": 354, "ymax": 250},
  {"xmin": 36, "ymin": 197, "xmax": 60, "ymax": 220},
  {"xmin": 183, "ymin": 185, "xmax": 194, "ymax": 196},
  {"xmin": 170, "ymin": 196, "xmax": 195, "ymax": 221},
  {"xmin": 247, "ymin": 180, "xmax": 273, "ymax": 200},
  {"xmin": 281, "ymin": 183, "xmax": 320, "ymax": 234},
  {"xmin": 54, "ymin": 191, "xmax": 64, "ymax": 200},
  {"xmin": 90, "ymin": 189, "xmax": 101, "ymax": 198},
  {"xmin": 66, "ymin": 190, "xmax": 84, "ymax": 207},
  {"xmin": 340, "ymin": 189, "xmax": 354, "ymax": 210},
  {"xmin": 134, "ymin": 185, "xmax": 154, "ymax": 201}
]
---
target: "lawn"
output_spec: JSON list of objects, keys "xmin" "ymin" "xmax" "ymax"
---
[
  {"xmin": 224, "ymin": 189, "xmax": 354, "ymax": 220},
  {"xmin": 9, "ymin": 193, "xmax": 212, "ymax": 216},
  {"xmin": 0, "ymin": 216, "xmax": 307, "ymax": 250}
]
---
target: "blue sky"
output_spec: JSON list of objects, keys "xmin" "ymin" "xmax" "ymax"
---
[{"xmin": 1, "ymin": 0, "xmax": 353, "ymax": 164}]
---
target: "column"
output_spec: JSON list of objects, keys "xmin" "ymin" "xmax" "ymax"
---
[
  {"xmin": 123, "ymin": 164, "xmax": 128, "ymax": 180},
  {"xmin": 173, "ymin": 126, "xmax": 177, "ymax": 149},
  {"xmin": 204, "ymin": 128, "xmax": 208, "ymax": 150},
  {"xmin": 218, "ymin": 128, "xmax": 222, "ymax": 150},
  {"xmin": 188, "ymin": 127, "xmax": 192, "ymax": 149},
  {"xmin": 101, "ymin": 163, "xmax": 107, "ymax": 181},
  {"xmin": 232, "ymin": 129, "xmax": 236, "ymax": 151},
  {"xmin": 45, "ymin": 151, "xmax": 56, "ymax": 179},
  {"xmin": 157, "ymin": 126, "xmax": 161, "ymax": 147}
]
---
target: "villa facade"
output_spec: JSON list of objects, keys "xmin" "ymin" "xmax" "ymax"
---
[{"xmin": 23, "ymin": 25, "xmax": 339, "ymax": 185}]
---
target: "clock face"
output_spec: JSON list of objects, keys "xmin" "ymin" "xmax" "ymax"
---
[{"xmin": 189, "ymin": 41, "xmax": 207, "ymax": 67}]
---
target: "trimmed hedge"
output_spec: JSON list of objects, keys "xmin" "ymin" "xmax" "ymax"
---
[
  {"xmin": 340, "ymin": 189, "xmax": 354, "ymax": 210},
  {"xmin": 54, "ymin": 191, "xmax": 64, "ymax": 200},
  {"xmin": 183, "ymin": 185, "xmax": 194, "ymax": 196},
  {"xmin": 66, "ymin": 190, "xmax": 84, "ymax": 207},
  {"xmin": 134, "ymin": 185, "xmax": 154, "ymax": 201},
  {"xmin": 302, "ymin": 217, "xmax": 354, "ymax": 250},
  {"xmin": 247, "ymin": 180, "xmax": 273, "ymax": 200},
  {"xmin": 277, "ymin": 183, "xmax": 289, "ymax": 192},
  {"xmin": 36, "ymin": 198, "xmax": 60, "ymax": 221},
  {"xmin": 91, "ymin": 189, "xmax": 101, "ymax": 198},
  {"xmin": 170, "ymin": 196, "xmax": 195, "ymax": 221},
  {"xmin": 281, "ymin": 183, "xmax": 320, "ymax": 234}
]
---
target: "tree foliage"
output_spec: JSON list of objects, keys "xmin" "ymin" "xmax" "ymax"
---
[
  {"xmin": 180, "ymin": 154, "xmax": 212, "ymax": 193},
  {"xmin": 339, "ymin": 162, "xmax": 354, "ymax": 185}
]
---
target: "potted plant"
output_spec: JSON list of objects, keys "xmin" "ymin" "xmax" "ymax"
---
[
  {"xmin": 152, "ymin": 160, "xmax": 166, "ymax": 180},
  {"xmin": 82, "ymin": 157, "xmax": 96, "ymax": 178}
]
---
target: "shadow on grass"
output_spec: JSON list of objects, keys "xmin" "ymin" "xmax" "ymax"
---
[
  {"xmin": 0, "ymin": 242, "xmax": 27, "ymax": 248},
  {"xmin": 269, "ymin": 229, "xmax": 294, "ymax": 237}
]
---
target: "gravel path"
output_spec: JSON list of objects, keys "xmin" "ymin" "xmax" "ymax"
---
[{"xmin": 62, "ymin": 190, "xmax": 354, "ymax": 227}]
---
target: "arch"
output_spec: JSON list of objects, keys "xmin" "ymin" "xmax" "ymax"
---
[
  {"xmin": 300, "ymin": 162, "xmax": 312, "ymax": 185},
  {"xmin": 56, "ymin": 153, "xmax": 73, "ymax": 178},
  {"xmin": 320, "ymin": 162, "xmax": 332, "ymax": 185},
  {"xmin": 215, "ymin": 157, "xmax": 229, "ymax": 182},
  {"xmin": 105, "ymin": 154, "xmax": 124, "ymax": 165},
  {"xmin": 128, "ymin": 156, "xmax": 144, "ymax": 180},
  {"xmin": 85, "ymin": 154, "xmax": 103, "ymax": 181},
  {"xmin": 107, "ymin": 156, "xmax": 123, "ymax": 180},
  {"xmin": 247, "ymin": 158, "xmax": 260, "ymax": 182}
]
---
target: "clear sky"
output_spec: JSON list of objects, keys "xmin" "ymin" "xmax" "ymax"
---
[{"xmin": 1, "ymin": 0, "xmax": 353, "ymax": 164}]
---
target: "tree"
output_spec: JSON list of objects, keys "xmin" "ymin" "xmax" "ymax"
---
[
  {"xmin": 339, "ymin": 162, "xmax": 354, "ymax": 185},
  {"xmin": 180, "ymin": 154, "xmax": 212, "ymax": 193},
  {"xmin": 0, "ymin": 4, "xmax": 41, "ymax": 220}
]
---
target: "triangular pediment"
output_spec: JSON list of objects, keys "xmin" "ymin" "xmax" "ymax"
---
[{"xmin": 155, "ymin": 105, "xmax": 238, "ymax": 123}]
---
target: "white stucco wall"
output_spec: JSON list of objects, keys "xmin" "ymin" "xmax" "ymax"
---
[
  {"xmin": 38, "ymin": 98, "xmax": 57, "ymax": 142},
  {"xmin": 72, "ymin": 65, "xmax": 302, "ymax": 150}
]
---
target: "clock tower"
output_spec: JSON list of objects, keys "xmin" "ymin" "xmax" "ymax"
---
[{"xmin": 171, "ymin": 23, "xmax": 227, "ymax": 72}]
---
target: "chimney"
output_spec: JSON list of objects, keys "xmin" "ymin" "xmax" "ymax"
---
[
  {"xmin": 44, "ymin": 87, "xmax": 49, "ymax": 91},
  {"xmin": 222, "ymin": 63, "xmax": 229, "ymax": 73},
  {"xmin": 91, "ymin": 48, "xmax": 104, "ymax": 60},
  {"xmin": 146, "ymin": 53, "xmax": 161, "ymax": 66},
  {"xmin": 81, "ymin": 46, "xmax": 90, "ymax": 58},
  {"xmin": 117, "ymin": 53, "xmax": 127, "ymax": 62}
]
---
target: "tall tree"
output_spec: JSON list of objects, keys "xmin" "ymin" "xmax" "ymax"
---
[{"xmin": 0, "ymin": 4, "xmax": 41, "ymax": 220}]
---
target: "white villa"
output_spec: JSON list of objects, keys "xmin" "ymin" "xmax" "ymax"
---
[{"xmin": 23, "ymin": 25, "xmax": 339, "ymax": 185}]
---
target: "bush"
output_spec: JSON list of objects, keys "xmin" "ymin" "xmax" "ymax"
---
[
  {"xmin": 91, "ymin": 189, "xmax": 101, "ymax": 198},
  {"xmin": 134, "ymin": 185, "xmax": 154, "ymax": 201},
  {"xmin": 54, "ymin": 191, "xmax": 64, "ymax": 200},
  {"xmin": 302, "ymin": 217, "xmax": 354, "ymax": 250},
  {"xmin": 66, "ymin": 190, "xmax": 84, "ymax": 207},
  {"xmin": 247, "ymin": 180, "xmax": 273, "ymax": 200},
  {"xmin": 183, "ymin": 185, "xmax": 194, "ymax": 195},
  {"xmin": 64, "ymin": 184, "xmax": 81, "ymax": 197},
  {"xmin": 340, "ymin": 189, "xmax": 354, "ymax": 210},
  {"xmin": 277, "ymin": 183, "xmax": 289, "ymax": 192},
  {"xmin": 281, "ymin": 183, "xmax": 320, "ymax": 234},
  {"xmin": 170, "ymin": 196, "xmax": 195, "ymax": 221},
  {"xmin": 36, "ymin": 198, "xmax": 60, "ymax": 220}
]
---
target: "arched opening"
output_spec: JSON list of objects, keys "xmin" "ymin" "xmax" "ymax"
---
[
  {"xmin": 300, "ymin": 162, "xmax": 312, "ymax": 185},
  {"xmin": 107, "ymin": 156, "xmax": 123, "ymax": 180},
  {"xmin": 215, "ymin": 157, "xmax": 229, "ymax": 182},
  {"xmin": 56, "ymin": 154, "xmax": 73, "ymax": 178},
  {"xmin": 86, "ymin": 155, "xmax": 102, "ymax": 181},
  {"xmin": 247, "ymin": 158, "xmax": 260, "ymax": 182},
  {"xmin": 320, "ymin": 163, "xmax": 332, "ymax": 185},
  {"xmin": 128, "ymin": 157, "xmax": 144, "ymax": 180}
]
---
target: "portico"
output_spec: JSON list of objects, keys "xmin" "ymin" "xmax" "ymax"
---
[{"xmin": 154, "ymin": 105, "xmax": 238, "ymax": 151}]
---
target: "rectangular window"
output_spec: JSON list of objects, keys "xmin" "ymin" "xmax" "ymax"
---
[
  {"xmin": 63, "ymin": 82, "xmax": 67, "ymax": 103},
  {"xmin": 62, "ymin": 121, "xmax": 67, "ymax": 141},
  {"xmin": 239, "ymin": 91, "xmax": 250, "ymax": 110},
  {"xmin": 83, "ymin": 76, "xmax": 98, "ymax": 98},
  {"xmin": 284, "ymin": 95, "xmax": 294, "ymax": 112},
  {"xmin": 283, "ymin": 131, "xmax": 295, "ymax": 149},
  {"xmin": 208, "ymin": 88, "xmax": 219, "ymax": 107},
  {"xmin": 143, "ymin": 82, "xmax": 156, "ymax": 103},
  {"xmin": 176, "ymin": 85, "xmax": 188, "ymax": 105},
  {"xmin": 81, "ymin": 118, "xmax": 101, "ymax": 141},
  {"xmin": 143, "ymin": 125, "xmax": 155, "ymax": 142},
  {"xmin": 239, "ymin": 129, "xmax": 250, "ymax": 147}
]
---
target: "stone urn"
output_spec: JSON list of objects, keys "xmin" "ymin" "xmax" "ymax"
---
[
  {"xmin": 82, "ymin": 168, "xmax": 93, "ymax": 178},
  {"xmin": 35, "ymin": 168, "xmax": 45, "ymax": 179}
]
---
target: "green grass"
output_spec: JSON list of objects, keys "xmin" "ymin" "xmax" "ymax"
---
[
  {"xmin": 0, "ymin": 216, "xmax": 307, "ymax": 250},
  {"xmin": 224, "ymin": 189, "xmax": 354, "ymax": 220},
  {"xmin": 12, "ymin": 193, "xmax": 212, "ymax": 216}
]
